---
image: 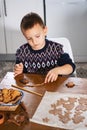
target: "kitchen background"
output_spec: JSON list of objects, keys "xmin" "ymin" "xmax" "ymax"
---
[{"xmin": 0, "ymin": 0, "xmax": 87, "ymax": 80}]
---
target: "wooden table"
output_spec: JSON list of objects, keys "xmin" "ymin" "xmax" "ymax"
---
[{"xmin": 0, "ymin": 72, "xmax": 87, "ymax": 130}]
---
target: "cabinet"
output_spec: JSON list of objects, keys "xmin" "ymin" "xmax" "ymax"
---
[
  {"xmin": 1, "ymin": 0, "xmax": 87, "ymax": 62},
  {"xmin": 46, "ymin": 0, "xmax": 87, "ymax": 62},
  {"xmin": 0, "ymin": 0, "xmax": 6, "ymax": 53},
  {"xmin": 0, "ymin": 0, "xmax": 44, "ymax": 54}
]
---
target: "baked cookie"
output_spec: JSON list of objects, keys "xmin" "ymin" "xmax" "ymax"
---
[
  {"xmin": 66, "ymin": 82, "xmax": 75, "ymax": 88},
  {"xmin": 19, "ymin": 78, "xmax": 29, "ymax": 84}
]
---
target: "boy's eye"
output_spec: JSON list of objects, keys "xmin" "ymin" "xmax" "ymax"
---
[
  {"xmin": 27, "ymin": 38, "xmax": 31, "ymax": 41},
  {"xmin": 36, "ymin": 35, "xmax": 40, "ymax": 38}
]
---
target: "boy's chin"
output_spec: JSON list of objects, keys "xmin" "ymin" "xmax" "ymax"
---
[{"xmin": 32, "ymin": 45, "xmax": 44, "ymax": 50}]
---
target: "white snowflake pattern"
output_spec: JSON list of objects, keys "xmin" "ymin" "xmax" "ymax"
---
[{"xmin": 25, "ymin": 61, "xmax": 28, "ymax": 68}]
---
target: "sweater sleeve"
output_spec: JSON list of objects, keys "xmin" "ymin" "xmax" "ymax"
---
[
  {"xmin": 15, "ymin": 48, "xmax": 22, "ymax": 64},
  {"xmin": 15, "ymin": 47, "xmax": 28, "ymax": 73},
  {"xmin": 58, "ymin": 53, "xmax": 76, "ymax": 73}
]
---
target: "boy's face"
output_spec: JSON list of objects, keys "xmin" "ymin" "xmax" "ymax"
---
[{"xmin": 23, "ymin": 24, "xmax": 47, "ymax": 50}]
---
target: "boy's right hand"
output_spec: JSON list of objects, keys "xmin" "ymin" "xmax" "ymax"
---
[{"xmin": 14, "ymin": 62, "xmax": 23, "ymax": 77}]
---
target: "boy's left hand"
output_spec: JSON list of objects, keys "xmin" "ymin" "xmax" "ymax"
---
[
  {"xmin": 14, "ymin": 62, "xmax": 23, "ymax": 77},
  {"xmin": 45, "ymin": 68, "xmax": 58, "ymax": 83}
]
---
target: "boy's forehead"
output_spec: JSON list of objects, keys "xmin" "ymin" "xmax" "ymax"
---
[
  {"xmin": 30, "ymin": 23, "xmax": 44, "ymax": 29},
  {"xmin": 23, "ymin": 24, "xmax": 45, "ymax": 38},
  {"xmin": 25, "ymin": 24, "xmax": 44, "ymax": 33}
]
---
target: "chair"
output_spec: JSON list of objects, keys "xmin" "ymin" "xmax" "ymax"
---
[{"xmin": 47, "ymin": 37, "xmax": 76, "ymax": 76}]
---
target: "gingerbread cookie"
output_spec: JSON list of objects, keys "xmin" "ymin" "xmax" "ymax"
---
[
  {"xmin": 66, "ymin": 82, "xmax": 75, "ymax": 88},
  {"xmin": 19, "ymin": 78, "xmax": 29, "ymax": 84}
]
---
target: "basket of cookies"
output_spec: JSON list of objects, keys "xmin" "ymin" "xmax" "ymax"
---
[{"xmin": 0, "ymin": 88, "xmax": 23, "ymax": 111}]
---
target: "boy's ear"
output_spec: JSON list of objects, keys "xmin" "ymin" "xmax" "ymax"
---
[{"xmin": 44, "ymin": 26, "xmax": 48, "ymax": 35}]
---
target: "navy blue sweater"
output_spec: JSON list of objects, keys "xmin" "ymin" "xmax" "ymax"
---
[{"xmin": 15, "ymin": 39, "xmax": 75, "ymax": 74}]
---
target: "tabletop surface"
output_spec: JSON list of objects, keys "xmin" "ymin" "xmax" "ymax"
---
[{"xmin": 0, "ymin": 72, "xmax": 87, "ymax": 130}]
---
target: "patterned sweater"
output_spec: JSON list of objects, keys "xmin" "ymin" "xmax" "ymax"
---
[{"xmin": 15, "ymin": 39, "xmax": 75, "ymax": 74}]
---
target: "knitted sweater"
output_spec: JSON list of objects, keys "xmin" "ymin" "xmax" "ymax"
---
[{"xmin": 15, "ymin": 39, "xmax": 75, "ymax": 74}]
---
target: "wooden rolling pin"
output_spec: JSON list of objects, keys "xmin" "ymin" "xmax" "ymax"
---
[{"xmin": 12, "ymin": 84, "xmax": 43, "ymax": 97}]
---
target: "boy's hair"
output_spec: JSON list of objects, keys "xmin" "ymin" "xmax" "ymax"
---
[{"xmin": 20, "ymin": 12, "xmax": 45, "ymax": 31}]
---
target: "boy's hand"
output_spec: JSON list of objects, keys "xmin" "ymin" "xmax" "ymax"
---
[
  {"xmin": 45, "ymin": 68, "xmax": 58, "ymax": 83},
  {"xmin": 14, "ymin": 62, "xmax": 23, "ymax": 77},
  {"xmin": 44, "ymin": 64, "xmax": 73, "ymax": 83}
]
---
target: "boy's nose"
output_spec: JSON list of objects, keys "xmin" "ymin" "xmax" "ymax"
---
[{"xmin": 32, "ymin": 39, "xmax": 37, "ymax": 45}]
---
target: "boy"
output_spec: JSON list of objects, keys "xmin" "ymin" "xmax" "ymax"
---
[{"xmin": 14, "ymin": 12, "xmax": 75, "ymax": 83}]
